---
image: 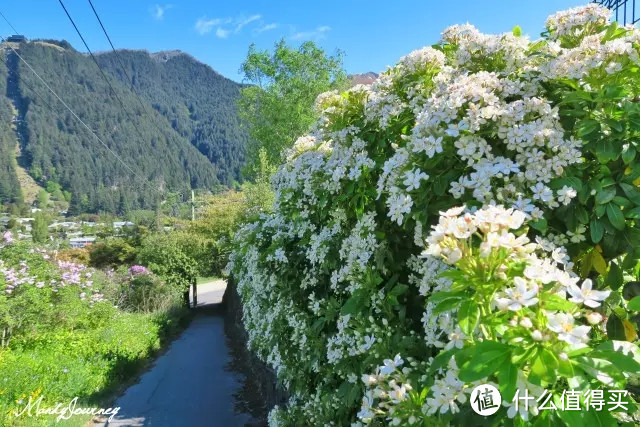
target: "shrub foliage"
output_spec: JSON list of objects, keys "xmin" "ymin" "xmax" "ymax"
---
[
  {"xmin": 230, "ymin": 5, "xmax": 640, "ymax": 425},
  {"xmin": 0, "ymin": 235, "xmax": 188, "ymax": 425}
]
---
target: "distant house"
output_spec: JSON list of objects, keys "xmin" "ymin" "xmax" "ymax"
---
[
  {"xmin": 113, "ymin": 221, "xmax": 134, "ymax": 229},
  {"xmin": 48, "ymin": 221, "xmax": 78, "ymax": 229},
  {"xmin": 69, "ymin": 237, "xmax": 96, "ymax": 248},
  {"xmin": 6, "ymin": 35, "xmax": 27, "ymax": 43}
]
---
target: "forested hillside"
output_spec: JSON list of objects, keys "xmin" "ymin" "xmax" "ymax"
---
[
  {"xmin": 97, "ymin": 49, "xmax": 247, "ymax": 186},
  {"xmin": 0, "ymin": 56, "xmax": 22, "ymax": 205},
  {"xmin": 0, "ymin": 39, "xmax": 247, "ymax": 214}
]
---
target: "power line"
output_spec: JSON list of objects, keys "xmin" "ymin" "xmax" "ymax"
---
[
  {"xmin": 56, "ymin": 0, "xmax": 138, "ymax": 121},
  {"xmin": 85, "ymin": 0, "xmax": 177, "ymax": 151},
  {"xmin": 0, "ymin": 33, "xmax": 155, "ymax": 192},
  {"xmin": 57, "ymin": 0, "xmax": 184, "ymax": 199},
  {"xmin": 86, "ymin": 0, "xmax": 150, "ymax": 115},
  {"xmin": 0, "ymin": 10, "xmax": 19, "ymax": 35},
  {"xmin": 0, "ymin": 53, "xmax": 58, "ymax": 113},
  {"xmin": 57, "ymin": 0, "xmax": 169, "ymax": 170}
]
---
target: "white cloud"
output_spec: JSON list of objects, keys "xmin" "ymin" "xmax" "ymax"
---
[
  {"xmin": 216, "ymin": 28, "xmax": 230, "ymax": 39},
  {"xmin": 152, "ymin": 4, "xmax": 172, "ymax": 20},
  {"xmin": 235, "ymin": 15, "xmax": 261, "ymax": 33},
  {"xmin": 255, "ymin": 23, "xmax": 278, "ymax": 33},
  {"xmin": 195, "ymin": 17, "xmax": 223, "ymax": 35},
  {"xmin": 290, "ymin": 25, "xmax": 331, "ymax": 41},
  {"xmin": 194, "ymin": 13, "xmax": 265, "ymax": 38}
]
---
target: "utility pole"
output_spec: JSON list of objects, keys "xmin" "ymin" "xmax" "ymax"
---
[
  {"xmin": 191, "ymin": 189, "xmax": 195, "ymax": 222},
  {"xmin": 191, "ymin": 189, "xmax": 197, "ymax": 308}
]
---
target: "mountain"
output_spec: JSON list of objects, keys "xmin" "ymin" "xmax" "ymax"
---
[
  {"xmin": 349, "ymin": 72, "xmax": 378, "ymax": 85},
  {"xmin": 0, "ymin": 39, "xmax": 247, "ymax": 214},
  {"xmin": 0, "ymin": 58, "xmax": 23, "ymax": 205},
  {"xmin": 95, "ymin": 49, "xmax": 247, "ymax": 186}
]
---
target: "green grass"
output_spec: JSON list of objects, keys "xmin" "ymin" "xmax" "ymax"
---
[{"xmin": 196, "ymin": 276, "xmax": 221, "ymax": 285}]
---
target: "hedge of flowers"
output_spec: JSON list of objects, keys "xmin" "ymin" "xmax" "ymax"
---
[{"xmin": 229, "ymin": 5, "xmax": 640, "ymax": 425}]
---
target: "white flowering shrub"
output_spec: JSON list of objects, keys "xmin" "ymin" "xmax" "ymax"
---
[{"xmin": 230, "ymin": 5, "xmax": 640, "ymax": 425}]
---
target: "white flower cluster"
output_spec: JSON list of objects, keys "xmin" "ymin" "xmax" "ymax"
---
[
  {"xmin": 542, "ymin": 30, "xmax": 640, "ymax": 80},
  {"xmin": 546, "ymin": 4, "xmax": 611, "ymax": 40},
  {"xmin": 380, "ymin": 67, "xmax": 583, "ymax": 227},
  {"xmin": 423, "ymin": 205, "xmax": 609, "ymax": 346},
  {"xmin": 357, "ymin": 354, "xmax": 414, "ymax": 425},
  {"xmin": 440, "ymin": 24, "xmax": 529, "ymax": 71},
  {"xmin": 228, "ymin": 5, "xmax": 635, "ymax": 425}
]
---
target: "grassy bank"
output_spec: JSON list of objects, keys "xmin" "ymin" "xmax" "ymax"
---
[{"xmin": 0, "ymin": 239, "xmax": 191, "ymax": 426}]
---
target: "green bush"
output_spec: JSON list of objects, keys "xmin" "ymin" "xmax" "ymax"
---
[
  {"xmin": 230, "ymin": 5, "xmax": 640, "ymax": 426},
  {"xmin": 0, "ymin": 237, "xmax": 188, "ymax": 425},
  {"xmin": 119, "ymin": 273, "xmax": 181, "ymax": 313},
  {"xmin": 137, "ymin": 233, "xmax": 197, "ymax": 303},
  {"xmin": 88, "ymin": 238, "xmax": 138, "ymax": 268}
]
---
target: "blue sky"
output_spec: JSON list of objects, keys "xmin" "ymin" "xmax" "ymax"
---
[{"xmin": 1, "ymin": 1, "xmax": 588, "ymax": 82}]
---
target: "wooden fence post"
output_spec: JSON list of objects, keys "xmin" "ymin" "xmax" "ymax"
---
[{"xmin": 192, "ymin": 278, "xmax": 198, "ymax": 308}]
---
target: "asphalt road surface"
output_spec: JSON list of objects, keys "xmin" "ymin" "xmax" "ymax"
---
[{"xmin": 97, "ymin": 281, "xmax": 256, "ymax": 427}]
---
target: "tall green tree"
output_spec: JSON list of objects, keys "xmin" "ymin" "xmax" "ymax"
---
[
  {"xmin": 238, "ymin": 40, "xmax": 347, "ymax": 174},
  {"xmin": 36, "ymin": 189, "xmax": 49, "ymax": 208},
  {"xmin": 31, "ymin": 212, "xmax": 48, "ymax": 243}
]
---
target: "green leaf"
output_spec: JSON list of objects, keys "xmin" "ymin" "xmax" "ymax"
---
[
  {"xmin": 567, "ymin": 346, "xmax": 592, "ymax": 357},
  {"xmin": 595, "ymin": 187, "xmax": 616, "ymax": 205},
  {"xmin": 605, "ymin": 262, "xmax": 623, "ymax": 290},
  {"xmin": 624, "ymin": 206, "xmax": 640, "ymax": 219},
  {"xmin": 629, "ymin": 295, "xmax": 640, "ymax": 311},
  {"xmin": 496, "ymin": 362, "xmax": 518, "ymax": 401},
  {"xmin": 429, "ymin": 291, "xmax": 465, "ymax": 304},
  {"xmin": 630, "ymin": 115, "xmax": 640, "ymax": 131},
  {"xmin": 433, "ymin": 297, "xmax": 462, "ymax": 315},
  {"xmin": 606, "ymin": 203, "xmax": 625, "ymax": 230},
  {"xmin": 622, "ymin": 144, "xmax": 636, "ymax": 164},
  {"xmin": 427, "ymin": 349, "xmax": 455, "ymax": 375},
  {"xmin": 594, "ymin": 340, "xmax": 640, "ymax": 364},
  {"xmin": 595, "ymin": 140, "xmax": 617, "ymax": 162},
  {"xmin": 575, "ymin": 205, "xmax": 589, "ymax": 224},
  {"xmin": 590, "ymin": 349, "xmax": 640, "ymax": 373},
  {"xmin": 592, "ymin": 250, "xmax": 608, "ymax": 276},
  {"xmin": 613, "ymin": 196, "xmax": 632, "ymax": 208},
  {"xmin": 389, "ymin": 283, "xmax": 409, "ymax": 297},
  {"xmin": 622, "ymin": 251, "xmax": 639, "ymax": 269},
  {"xmin": 458, "ymin": 341, "xmax": 511, "ymax": 382},
  {"xmin": 583, "ymin": 408, "xmax": 618, "ymax": 427},
  {"xmin": 341, "ymin": 290, "xmax": 367, "ymax": 315},
  {"xmin": 542, "ymin": 294, "xmax": 576, "ymax": 311},
  {"xmin": 620, "ymin": 182, "xmax": 640, "ymax": 205},
  {"xmin": 606, "ymin": 314, "xmax": 626, "ymax": 340},
  {"xmin": 457, "ymin": 300, "xmax": 480, "ymax": 336},
  {"xmin": 590, "ymin": 218, "xmax": 604, "ymax": 243},
  {"xmin": 531, "ymin": 348, "xmax": 559, "ymax": 383},
  {"xmin": 574, "ymin": 355, "xmax": 626, "ymax": 386},
  {"xmin": 529, "ymin": 218, "xmax": 547, "ymax": 233},
  {"xmin": 623, "ymin": 281, "xmax": 640, "ymax": 301},
  {"xmin": 581, "ymin": 251, "xmax": 594, "ymax": 276},
  {"xmin": 577, "ymin": 118, "xmax": 600, "ymax": 137},
  {"xmin": 512, "ymin": 25, "xmax": 522, "ymax": 37}
]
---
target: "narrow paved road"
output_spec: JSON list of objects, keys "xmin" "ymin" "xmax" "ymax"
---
[{"xmin": 97, "ymin": 281, "xmax": 256, "ymax": 427}]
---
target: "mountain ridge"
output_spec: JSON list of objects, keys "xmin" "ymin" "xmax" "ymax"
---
[{"xmin": 0, "ymin": 39, "xmax": 247, "ymax": 214}]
